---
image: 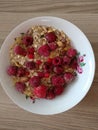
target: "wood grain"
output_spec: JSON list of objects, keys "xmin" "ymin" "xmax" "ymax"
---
[{"xmin": 0, "ymin": 0, "xmax": 98, "ymax": 130}]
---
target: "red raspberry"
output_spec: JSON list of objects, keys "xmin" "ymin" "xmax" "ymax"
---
[
  {"xmin": 64, "ymin": 72, "xmax": 74, "ymax": 83},
  {"xmin": 45, "ymin": 32, "xmax": 57, "ymax": 43},
  {"xmin": 52, "ymin": 56, "xmax": 62, "ymax": 66},
  {"xmin": 51, "ymin": 75, "xmax": 65, "ymax": 86},
  {"xmin": 53, "ymin": 66, "xmax": 63, "ymax": 74},
  {"xmin": 17, "ymin": 67, "xmax": 26, "ymax": 77},
  {"xmin": 22, "ymin": 36, "xmax": 33, "ymax": 47},
  {"xmin": 46, "ymin": 90, "xmax": 55, "ymax": 99},
  {"xmin": 33, "ymin": 85, "xmax": 47, "ymax": 98},
  {"xmin": 43, "ymin": 62, "xmax": 52, "ymax": 73},
  {"xmin": 36, "ymin": 60, "xmax": 42, "ymax": 65},
  {"xmin": 27, "ymin": 47, "xmax": 34, "ymax": 59},
  {"xmin": 14, "ymin": 45, "xmax": 26, "ymax": 56},
  {"xmin": 38, "ymin": 72, "xmax": 44, "ymax": 78},
  {"xmin": 70, "ymin": 58, "xmax": 78, "ymax": 70},
  {"xmin": 47, "ymin": 58, "xmax": 53, "ymax": 63},
  {"xmin": 44, "ymin": 73, "xmax": 50, "ymax": 78},
  {"xmin": 29, "ymin": 76, "xmax": 41, "ymax": 87},
  {"xmin": 48, "ymin": 42, "xmax": 57, "ymax": 50},
  {"xmin": 25, "ymin": 61, "xmax": 35, "ymax": 70},
  {"xmin": 7, "ymin": 65, "xmax": 18, "ymax": 76},
  {"xmin": 63, "ymin": 55, "xmax": 71, "ymax": 64},
  {"xmin": 38, "ymin": 44, "xmax": 50, "ymax": 57},
  {"xmin": 54, "ymin": 85, "xmax": 64, "ymax": 95},
  {"xmin": 15, "ymin": 82, "xmax": 26, "ymax": 93},
  {"xmin": 67, "ymin": 48, "xmax": 77, "ymax": 58}
]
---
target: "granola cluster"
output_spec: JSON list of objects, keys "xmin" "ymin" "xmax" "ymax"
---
[{"xmin": 7, "ymin": 25, "xmax": 78, "ymax": 100}]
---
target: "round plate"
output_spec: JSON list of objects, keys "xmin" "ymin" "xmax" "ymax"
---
[{"xmin": 0, "ymin": 16, "xmax": 95, "ymax": 115}]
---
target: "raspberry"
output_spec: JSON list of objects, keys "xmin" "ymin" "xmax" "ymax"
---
[
  {"xmin": 47, "ymin": 58, "xmax": 53, "ymax": 63},
  {"xmin": 44, "ymin": 73, "xmax": 50, "ymax": 78},
  {"xmin": 67, "ymin": 48, "xmax": 77, "ymax": 58},
  {"xmin": 64, "ymin": 72, "xmax": 74, "ymax": 83},
  {"xmin": 17, "ymin": 67, "xmax": 26, "ymax": 77},
  {"xmin": 70, "ymin": 58, "xmax": 78, "ymax": 70},
  {"xmin": 38, "ymin": 44, "xmax": 50, "ymax": 57},
  {"xmin": 33, "ymin": 85, "xmax": 47, "ymax": 98},
  {"xmin": 14, "ymin": 45, "xmax": 26, "ymax": 56},
  {"xmin": 29, "ymin": 76, "xmax": 41, "ymax": 87},
  {"xmin": 38, "ymin": 72, "xmax": 44, "ymax": 78},
  {"xmin": 36, "ymin": 60, "xmax": 42, "ymax": 65},
  {"xmin": 45, "ymin": 32, "xmax": 57, "ymax": 43},
  {"xmin": 53, "ymin": 66, "xmax": 63, "ymax": 74},
  {"xmin": 63, "ymin": 55, "xmax": 71, "ymax": 64},
  {"xmin": 48, "ymin": 42, "xmax": 57, "ymax": 50},
  {"xmin": 46, "ymin": 90, "xmax": 55, "ymax": 99},
  {"xmin": 43, "ymin": 62, "xmax": 52, "ymax": 73},
  {"xmin": 51, "ymin": 75, "xmax": 65, "ymax": 86},
  {"xmin": 7, "ymin": 65, "xmax": 18, "ymax": 76},
  {"xmin": 25, "ymin": 61, "xmax": 35, "ymax": 70},
  {"xmin": 54, "ymin": 85, "xmax": 64, "ymax": 95},
  {"xmin": 15, "ymin": 82, "xmax": 26, "ymax": 93},
  {"xmin": 22, "ymin": 36, "xmax": 33, "ymax": 47},
  {"xmin": 27, "ymin": 47, "xmax": 34, "ymax": 59},
  {"xmin": 52, "ymin": 56, "xmax": 62, "ymax": 66}
]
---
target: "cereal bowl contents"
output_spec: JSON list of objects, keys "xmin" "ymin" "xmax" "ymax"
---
[
  {"xmin": 0, "ymin": 17, "xmax": 95, "ymax": 115},
  {"xmin": 7, "ymin": 25, "xmax": 78, "ymax": 101}
]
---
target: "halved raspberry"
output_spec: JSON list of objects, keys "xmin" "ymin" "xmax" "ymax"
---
[
  {"xmin": 51, "ymin": 75, "xmax": 65, "ymax": 86},
  {"xmin": 25, "ymin": 61, "xmax": 35, "ymax": 70},
  {"xmin": 46, "ymin": 89, "xmax": 55, "ymax": 99},
  {"xmin": 17, "ymin": 67, "xmax": 26, "ymax": 77},
  {"xmin": 45, "ymin": 32, "xmax": 57, "ymax": 43},
  {"xmin": 22, "ymin": 36, "xmax": 33, "ymax": 47},
  {"xmin": 38, "ymin": 72, "xmax": 44, "ymax": 78},
  {"xmin": 54, "ymin": 85, "xmax": 64, "ymax": 95},
  {"xmin": 14, "ymin": 45, "xmax": 26, "ymax": 56},
  {"xmin": 15, "ymin": 82, "xmax": 26, "ymax": 93},
  {"xmin": 53, "ymin": 66, "xmax": 63, "ymax": 74},
  {"xmin": 64, "ymin": 72, "xmax": 74, "ymax": 83},
  {"xmin": 52, "ymin": 56, "xmax": 62, "ymax": 66},
  {"xmin": 48, "ymin": 42, "xmax": 57, "ymax": 50},
  {"xmin": 43, "ymin": 62, "xmax": 52, "ymax": 73},
  {"xmin": 63, "ymin": 55, "xmax": 71, "ymax": 65},
  {"xmin": 33, "ymin": 85, "xmax": 47, "ymax": 98},
  {"xmin": 29, "ymin": 76, "xmax": 41, "ymax": 87},
  {"xmin": 67, "ymin": 48, "xmax": 77, "ymax": 58},
  {"xmin": 38, "ymin": 44, "xmax": 50, "ymax": 57},
  {"xmin": 7, "ymin": 65, "xmax": 18, "ymax": 76}
]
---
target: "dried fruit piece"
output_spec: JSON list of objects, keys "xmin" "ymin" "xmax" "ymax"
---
[
  {"xmin": 54, "ymin": 85, "xmax": 64, "ymax": 95},
  {"xmin": 25, "ymin": 61, "xmax": 35, "ymax": 70},
  {"xmin": 46, "ymin": 90, "xmax": 55, "ymax": 99},
  {"xmin": 17, "ymin": 67, "xmax": 26, "ymax": 77},
  {"xmin": 51, "ymin": 75, "xmax": 65, "ymax": 86},
  {"xmin": 22, "ymin": 36, "xmax": 33, "ymax": 47},
  {"xmin": 67, "ymin": 48, "xmax": 77, "ymax": 58},
  {"xmin": 52, "ymin": 56, "xmax": 62, "ymax": 66},
  {"xmin": 38, "ymin": 44, "xmax": 50, "ymax": 57},
  {"xmin": 33, "ymin": 85, "xmax": 47, "ymax": 98},
  {"xmin": 29, "ymin": 76, "xmax": 41, "ymax": 87},
  {"xmin": 14, "ymin": 45, "xmax": 26, "ymax": 56},
  {"xmin": 64, "ymin": 72, "xmax": 74, "ymax": 83},
  {"xmin": 53, "ymin": 66, "xmax": 63, "ymax": 74},
  {"xmin": 15, "ymin": 82, "xmax": 26, "ymax": 93},
  {"xmin": 48, "ymin": 42, "xmax": 57, "ymax": 50},
  {"xmin": 45, "ymin": 32, "xmax": 57, "ymax": 43},
  {"xmin": 7, "ymin": 65, "xmax": 18, "ymax": 76},
  {"xmin": 63, "ymin": 55, "xmax": 71, "ymax": 65}
]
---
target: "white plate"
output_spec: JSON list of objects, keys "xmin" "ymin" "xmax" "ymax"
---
[{"xmin": 0, "ymin": 16, "xmax": 95, "ymax": 115}]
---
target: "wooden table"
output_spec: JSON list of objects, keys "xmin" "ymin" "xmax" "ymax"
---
[{"xmin": 0, "ymin": 0, "xmax": 98, "ymax": 130}]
